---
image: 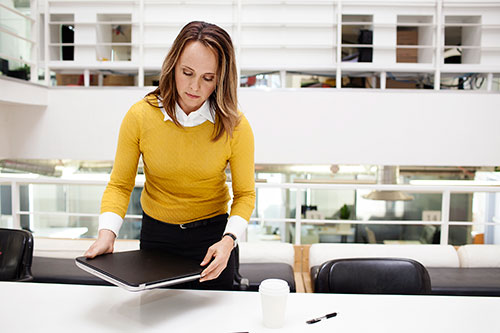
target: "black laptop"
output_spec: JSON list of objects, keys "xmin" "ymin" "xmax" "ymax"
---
[{"xmin": 75, "ymin": 249, "xmax": 203, "ymax": 292}]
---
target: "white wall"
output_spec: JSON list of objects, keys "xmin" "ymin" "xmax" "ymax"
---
[
  {"xmin": 0, "ymin": 76, "xmax": 48, "ymax": 106},
  {"xmin": 4, "ymin": 86, "xmax": 141, "ymax": 161},
  {"xmin": 1, "ymin": 83, "xmax": 500, "ymax": 166},
  {"xmin": 0, "ymin": 77, "xmax": 49, "ymax": 159},
  {"xmin": 0, "ymin": 110, "xmax": 10, "ymax": 157},
  {"xmin": 242, "ymin": 89, "xmax": 500, "ymax": 166}
]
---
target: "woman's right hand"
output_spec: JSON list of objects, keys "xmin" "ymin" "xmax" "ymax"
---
[{"xmin": 84, "ymin": 229, "xmax": 116, "ymax": 258}]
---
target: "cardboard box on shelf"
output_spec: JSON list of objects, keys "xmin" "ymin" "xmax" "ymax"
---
[
  {"xmin": 397, "ymin": 27, "xmax": 418, "ymax": 63},
  {"xmin": 56, "ymin": 74, "xmax": 98, "ymax": 86},
  {"xmin": 397, "ymin": 27, "xmax": 418, "ymax": 45},
  {"xmin": 56, "ymin": 74, "xmax": 82, "ymax": 86},
  {"xmin": 376, "ymin": 76, "xmax": 418, "ymax": 89},
  {"xmin": 103, "ymin": 74, "xmax": 135, "ymax": 86},
  {"xmin": 397, "ymin": 48, "xmax": 418, "ymax": 63},
  {"xmin": 386, "ymin": 78, "xmax": 418, "ymax": 89}
]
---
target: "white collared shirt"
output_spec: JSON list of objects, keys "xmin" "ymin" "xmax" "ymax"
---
[
  {"xmin": 161, "ymin": 99, "xmax": 215, "ymax": 126},
  {"xmin": 99, "ymin": 100, "xmax": 248, "ymax": 243}
]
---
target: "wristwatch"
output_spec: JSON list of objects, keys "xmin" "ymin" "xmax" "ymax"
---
[{"xmin": 223, "ymin": 232, "xmax": 238, "ymax": 248}]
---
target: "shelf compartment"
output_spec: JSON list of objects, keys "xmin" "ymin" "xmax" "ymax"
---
[
  {"xmin": 440, "ymin": 72, "xmax": 487, "ymax": 91},
  {"xmin": 385, "ymin": 71, "xmax": 434, "ymax": 90},
  {"xmin": 341, "ymin": 72, "xmax": 380, "ymax": 89},
  {"xmin": 48, "ymin": 14, "xmax": 75, "ymax": 61},
  {"xmin": 341, "ymin": 15, "xmax": 373, "ymax": 63},
  {"xmin": 396, "ymin": 15, "xmax": 434, "ymax": 64},
  {"xmin": 444, "ymin": 16, "xmax": 482, "ymax": 64},
  {"xmin": 96, "ymin": 14, "xmax": 132, "ymax": 61}
]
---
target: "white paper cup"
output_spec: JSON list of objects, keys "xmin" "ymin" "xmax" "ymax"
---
[{"xmin": 259, "ymin": 279, "xmax": 290, "ymax": 329}]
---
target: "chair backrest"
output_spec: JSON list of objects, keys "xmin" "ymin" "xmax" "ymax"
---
[
  {"xmin": 0, "ymin": 228, "xmax": 34, "ymax": 281},
  {"xmin": 314, "ymin": 257, "xmax": 431, "ymax": 295},
  {"xmin": 308, "ymin": 244, "xmax": 460, "ymax": 269},
  {"xmin": 238, "ymin": 242, "xmax": 295, "ymax": 266},
  {"xmin": 365, "ymin": 226, "xmax": 377, "ymax": 244},
  {"xmin": 457, "ymin": 245, "xmax": 500, "ymax": 268},
  {"xmin": 419, "ymin": 225, "xmax": 437, "ymax": 244},
  {"xmin": 232, "ymin": 244, "xmax": 249, "ymax": 291}
]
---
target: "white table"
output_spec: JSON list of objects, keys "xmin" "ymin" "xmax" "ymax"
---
[
  {"xmin": 1, "ymin": 282, "xmax": 500, "ymax": 333},
  {"xmin": 34, "ymin": 227, "xmax": 89, "ymax": 238}
]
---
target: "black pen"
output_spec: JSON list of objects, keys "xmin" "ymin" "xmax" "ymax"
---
[{"xmin": 306, "ymin": 312, "xmax": 338, "ymax": 324}]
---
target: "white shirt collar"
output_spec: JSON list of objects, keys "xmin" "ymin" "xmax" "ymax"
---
[{"xmin": 158, "ymin": 98, "xmax": 214, "ymax": 127}]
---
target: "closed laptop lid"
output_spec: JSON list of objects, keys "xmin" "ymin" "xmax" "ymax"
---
[{"xmin": 75, "ymin": 249, "xmax": 203, "ymax": 291}]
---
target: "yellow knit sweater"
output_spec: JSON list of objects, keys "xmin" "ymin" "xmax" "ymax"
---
[{"xmin": 101, "ymin": 97, "xmax": 256, "ymax": 224}]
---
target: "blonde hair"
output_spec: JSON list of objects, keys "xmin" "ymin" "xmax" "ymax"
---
[{"xmin": 145, "ymin": 21, "xmax": 240, "ymax": 141}]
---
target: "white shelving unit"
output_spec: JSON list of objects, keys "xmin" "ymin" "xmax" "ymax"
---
[{"xmin": 34, "ymin": 0, "xmax": 500, "ymax": 90}]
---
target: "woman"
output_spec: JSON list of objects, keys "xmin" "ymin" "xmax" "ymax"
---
[{"xmin": 84, "ymin": 21, "xmax": 255, "ymax": 291}]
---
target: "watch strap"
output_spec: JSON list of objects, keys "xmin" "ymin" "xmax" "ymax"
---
[{"xmin": 223, "ymin": 232, "xmax": 237, "ymax": 248}]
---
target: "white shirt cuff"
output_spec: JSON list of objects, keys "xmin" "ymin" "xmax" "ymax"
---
[
  {"xmin": 224, "ymin": 215, "xmax": 248, "ymax": 241},
  {"xmin": 98, "ymin": 212, "xmax": 123, "ymax": 237}
]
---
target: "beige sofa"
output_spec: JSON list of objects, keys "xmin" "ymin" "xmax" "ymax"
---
[{"xmin": 30, "ymin": 238, "xmax": 296, "ymax": 291}]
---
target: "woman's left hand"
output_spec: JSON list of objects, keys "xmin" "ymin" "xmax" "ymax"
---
[{"xmin": 199, "ymin": 236, "xmax": 234, "ymax": 282}]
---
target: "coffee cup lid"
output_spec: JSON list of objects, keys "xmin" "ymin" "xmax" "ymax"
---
[{"xmin": 259, "ymin": 279, "xmax": 290, "ymax": 295}]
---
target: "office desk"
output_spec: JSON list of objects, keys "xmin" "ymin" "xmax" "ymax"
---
[
  {"xmin": 319, "ymin": 225, "xmax": 355, "ymax": 243},
  {"xmin": 1, "ymin": 282, "xmax": 499, "ymax": 332}
]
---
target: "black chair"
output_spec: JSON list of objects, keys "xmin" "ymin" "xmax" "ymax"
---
[
  {"xmin": 0, "ymin": 228, "xmax": 34, "ymax": 281},
  {"xmin": 232, "ymin": 245, "xmax": 296, "ymax": 292},
  {"xmin": 314, "ymin": 258, "xmax": 431, "ymax": 295},
  {"xmin": 233, "ymin": 244, "xmax": 250, "ymax": 291}
]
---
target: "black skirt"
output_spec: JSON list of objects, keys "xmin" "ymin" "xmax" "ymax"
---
[{"xmin": 140, "ymin": 211, "xmax": 235, "ymax": 291}]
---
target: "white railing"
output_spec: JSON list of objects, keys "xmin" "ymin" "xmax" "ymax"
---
[
  {"xmin": 1, "ymin": 176, "xmax": 499, "ymax": 245},
  {"xmin": 0, "ymin": 1, "xmax": 38, "ymax": 82}
]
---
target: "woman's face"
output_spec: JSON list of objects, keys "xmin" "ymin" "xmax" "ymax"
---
[{"xmin": 175, "ymin": 41, "xmax": 218, "ymax": 114}]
